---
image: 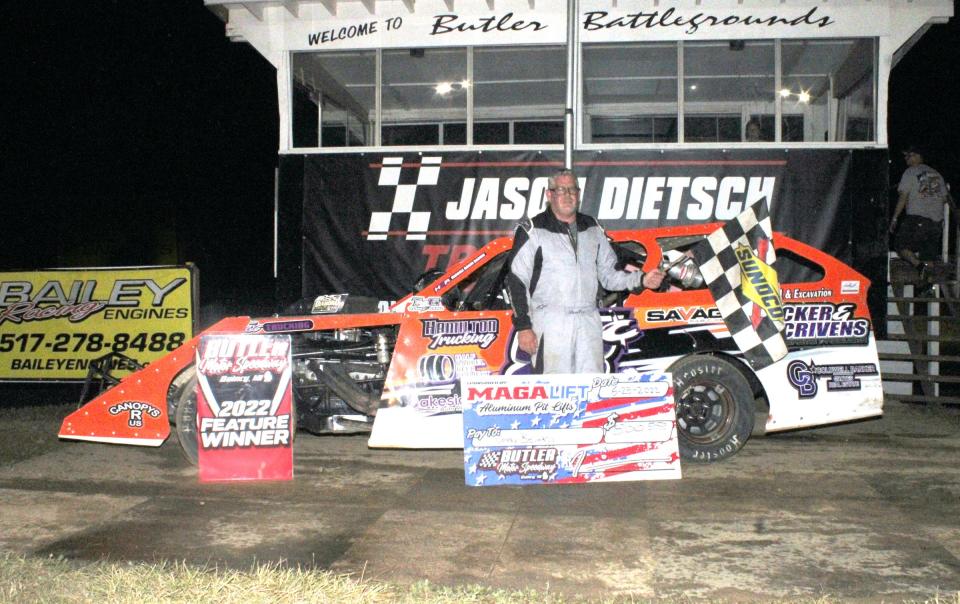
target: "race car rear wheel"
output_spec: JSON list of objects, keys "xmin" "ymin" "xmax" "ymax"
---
[
  {"xmin": 174, "ymin": 370, "xmax": 199, "ymax": 466},
  {"xmin": 670, "ymin": 355, "xmax": 754, "ymax": 463}
]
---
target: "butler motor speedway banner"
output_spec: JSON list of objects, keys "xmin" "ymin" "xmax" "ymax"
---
[
  {"xmin": 282, "ymin": 148, "xmax": 888, "ymax": 329},
  {"xmin": 0, "ymin": 266, "xmax": 196, "ymax": 381},
  {"xmin": 196, "ymin": 334, "xmax": 294, "ymax": 482}
]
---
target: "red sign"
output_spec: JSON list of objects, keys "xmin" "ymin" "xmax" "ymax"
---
[{"xmin": 196, "ymin": 334, "xmax": 294, "ymax": 482}]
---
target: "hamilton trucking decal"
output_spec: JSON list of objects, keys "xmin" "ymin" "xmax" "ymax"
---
[
  {"xmin": 783, "ymin": 303, "xmax": 870, "ymax": 346},
  {"xmin": 420, "ymin": 317, "xmax": 499, "ymax": 349},
  {"xmin": 108, "ymin": 401, "xmax": 161, "ymax": 428},
  {"xmin": 787, "ymin": 359, "xmax": 878, "ymax": 398}
]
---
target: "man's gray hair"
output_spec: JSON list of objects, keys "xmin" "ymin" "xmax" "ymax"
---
[{"xmin": 548, "ymin": 169, "xmax": 578, "ymax": 190}]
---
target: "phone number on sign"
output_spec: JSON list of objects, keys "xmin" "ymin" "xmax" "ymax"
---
[{"xmin": 0, "ymin": 332, "xmax": 186, "ymax": 354}]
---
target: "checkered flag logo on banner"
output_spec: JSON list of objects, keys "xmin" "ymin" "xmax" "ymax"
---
[
  {"xmin": 367, "ymin": 156, "xmax": 441, "ymax": 241},
  {"xmin": 691, "ymin": 199, "xmax": 787, "ymax": 370}
]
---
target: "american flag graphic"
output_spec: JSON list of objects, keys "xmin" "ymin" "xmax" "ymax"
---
[{"xmin": 462, "ymin": 373, "xmax": 681, "ymax": 486}]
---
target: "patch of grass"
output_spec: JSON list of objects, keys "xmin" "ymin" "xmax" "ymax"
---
[{"xmin": 0, "ymin": 553, "xmax": 957, "ymax": 604}]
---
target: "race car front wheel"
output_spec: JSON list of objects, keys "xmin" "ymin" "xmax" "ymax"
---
[
  {"xmin": 670, "ymin": 355, "xmax": 754, "ymax": 463},
  {"xmin": 174, "ymin": 370, "xmax": 199, "ymax": 466}
]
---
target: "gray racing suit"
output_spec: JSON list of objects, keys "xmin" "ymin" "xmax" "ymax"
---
[{"xmin": 506, "ymin": 210, "xmax": 646, "ymax": 373}]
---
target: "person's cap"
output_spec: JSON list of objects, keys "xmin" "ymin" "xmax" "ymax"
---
[{"xmin": 902, "ymin": 144, "xmax": 926, "ymax": 157}]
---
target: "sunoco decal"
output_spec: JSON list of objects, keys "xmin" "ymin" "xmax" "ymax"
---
[
  {"xmin": 736, "ymin": 244, "xmax": 784, "ymax": 325},
  {"xmin": 787, "ymin": 359, "xmax": 878, "ymax": 398},
  {"xmin": 0, "ymin": 267, "xmax": 193, "ymax": 381}
]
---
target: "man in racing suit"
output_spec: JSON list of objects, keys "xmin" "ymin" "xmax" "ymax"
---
[{"xmin": 507, "ymin": 169, "xmax": 665, "ymax": 373}]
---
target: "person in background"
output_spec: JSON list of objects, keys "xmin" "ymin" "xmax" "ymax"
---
[
  {"xmin": 890, "ymin": 145, "xmax": 956, "ymax": 281},
  {"xmin": 745, "ymin": 119, "xmax": 763, "ymax": 142},
  {"xmin": 507, "ymin": 169, "xmax": 665, "ymax": 374}
]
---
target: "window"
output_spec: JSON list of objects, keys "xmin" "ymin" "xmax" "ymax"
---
[
  {"xmin": 782, "ymin": 39, "xmax": 875, "ymax": 142},
  {"xmin": 291, "ymin": 51, "xmax": 375, "ymax": 148},
  {"xmin": 684, "ymin": 40, "xmax": 775, "ymax": 142},
  {"xmin": 583, "ymin": 42, "xmax": 678, "ymax": 143},
  {"xmin": 474, "ymin": 46, "xmax": 566, "ymax": 144},
  {"xmin": 382, "ymin": 48, "xmax": 467, "ymax": 146},
  {"xmin": 582, "ymin": 38, "xmax": 875, "ymax": 145}
]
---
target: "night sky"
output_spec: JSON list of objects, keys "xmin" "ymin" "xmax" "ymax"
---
[{"xmin": 1, "ymin": 1, "xmax": 958, "ymax": 316}]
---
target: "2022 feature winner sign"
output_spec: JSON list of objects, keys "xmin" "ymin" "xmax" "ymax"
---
[
  {"xmin": 196, "ymin": 334, "xmax": 294, "ymax": 482},
  {"xmin": 0, "ymin": 266, "xmax": 194, "ymax": 381},
  {"xmin": 462, "ymin": 373, "xmax": 681, "ymax": 486}
]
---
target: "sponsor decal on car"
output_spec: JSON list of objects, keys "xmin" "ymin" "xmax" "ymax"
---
[
  {"xmin": 840, "ymin": 280, "xmax": 861, "ymax": 295},
  {"xmin": 645, "ymin": 306, "xmax": 722, "ymax": 323},
  {"xmin": 407, "ymin": 296, "xmax": 445, "ymax": 313},
  {"xmin": 781, "ymin": 287, "xmax": 833, "ymax": 300},
  {"xmin": 782, "ymin": 302, "xmax": 870, "ymax": 345},
  {"xmin": 108, "ymin": 401, "xmax": 162, "ymax": 428},
  {"xmin": 312, "ymin": 294, "xmax": 348, "ymax": 314},
  {"xmin": 787, "ymin": 359, "xmax": 878, "ymax": 398},
  {"xmin": 420, "ymin": 317, "xmax": 499, "ymax": 349}
]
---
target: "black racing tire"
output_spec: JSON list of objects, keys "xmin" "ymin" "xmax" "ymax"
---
[
  {"xmin": 670, "ymin": 355, "xmax": 754, "ymax": 463},
  {"xmin": 174, "ymin": 371, "xmax": 199, "ymax": 466}
]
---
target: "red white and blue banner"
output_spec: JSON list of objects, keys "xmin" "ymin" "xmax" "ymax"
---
[
  {"xmin": 461, "ymin": 373, "xmax": 681, "ymax": 486},
  {"xmin": 196, "ymin": 334, "xmax": 294, "ymax": 482}
]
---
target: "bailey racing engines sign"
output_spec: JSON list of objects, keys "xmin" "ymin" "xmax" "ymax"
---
[{"xmin": 195, "ymin": 334, "xmax": 294, "ymax": 482}]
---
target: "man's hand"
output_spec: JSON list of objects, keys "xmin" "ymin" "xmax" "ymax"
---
[
  {"xmin": 517, "ymin": 329, "xmax": 538, "ymax": 356},
  {"xmin": 642, "ymin": 268, "xmax": 666, "ymax": 290},
  {"xmin": 889, "ymin": 216, "xmax": 899, "ymax": 233}
]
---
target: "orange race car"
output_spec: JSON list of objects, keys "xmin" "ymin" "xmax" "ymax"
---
[{"xmin": 60, "ymin": 224, "xmax": 882, "ymax": 463}]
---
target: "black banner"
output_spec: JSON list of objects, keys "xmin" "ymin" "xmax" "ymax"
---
[{"xmin": 281, "ymin": 149, "xmax": 887, "ymax": 326}]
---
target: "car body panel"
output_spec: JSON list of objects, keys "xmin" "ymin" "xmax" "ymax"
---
[{"xmin": 59, "ymin": 225, "xmax": 882, "ymax": 454}]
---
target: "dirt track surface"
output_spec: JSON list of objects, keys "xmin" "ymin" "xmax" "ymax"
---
[{"xmin": 1, "ymin": 398, "xmax": 959, "ymax": 601}]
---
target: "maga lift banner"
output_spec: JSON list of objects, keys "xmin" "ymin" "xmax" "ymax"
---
[
  {"xmin": 288, "ymin": 149, "xmax": 887, "ymax": 324},
  {"xmin": 0, "ymin": 266, "xmax": 196, "ymax": 381},
  {"xmin": 462, "ymin": 372, "xmax": 681, "ymax": 485}
]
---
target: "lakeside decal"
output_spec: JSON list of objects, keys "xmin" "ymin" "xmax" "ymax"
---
[
  {"xmin": 787, "ymin": 359, "xmax": 878, "ymax": 398},
  {"xmin": 196, "ymin": 334, "xmax": 294, "ymax": 482},
  {"xmin": 462, "ymin": 373, "xmax": 680, "ymax": 485},
  {"xmin": 0, "ymin": 267, "xmax": 194, "ymax": 380}
]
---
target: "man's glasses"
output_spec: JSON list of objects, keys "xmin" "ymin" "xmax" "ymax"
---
[{"xmin": 551, "ymin": 186, "xmax": 580, "ymax": 196}]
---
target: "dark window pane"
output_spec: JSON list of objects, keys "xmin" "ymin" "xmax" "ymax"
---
[
  {"xmin": 444, "ymin": 123, "xmax": 466, "ymax": 145},
  {"xmin": 515, "ymin": 121, "xmax": 563, "ymax": 144},
  {"xmin": 684, "ymin": 116, "xmax": 717, "ymax": 142},
  {"xmin": 782, "ymin": 115, "xmax": 805, "ymax": 141},
  {"xmin": 718, "ymin": 117, "xmax": 741, "ymax": 142},
  {"xmin": 320, "ymin": 126, "xmax": 346, "ymax": 147},
  {"xmin": 382, "ymin": 124, "xmax": 439, "ymax": 146},
  {"xmin": 474, "ymin": 122, "xmax": 509, "ymax": 144}
]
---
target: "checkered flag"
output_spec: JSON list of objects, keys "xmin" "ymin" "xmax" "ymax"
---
[
  {"xmin": 477, "ymin": 450, "xmax": 500, "ymax": 469},
  {"xmin": 691, "ymin": 199, "xmax": 787, "ymax": 369},
  {"xmin": 367, "ymin": 156, "xmax": 441, "ymax": 240}
]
